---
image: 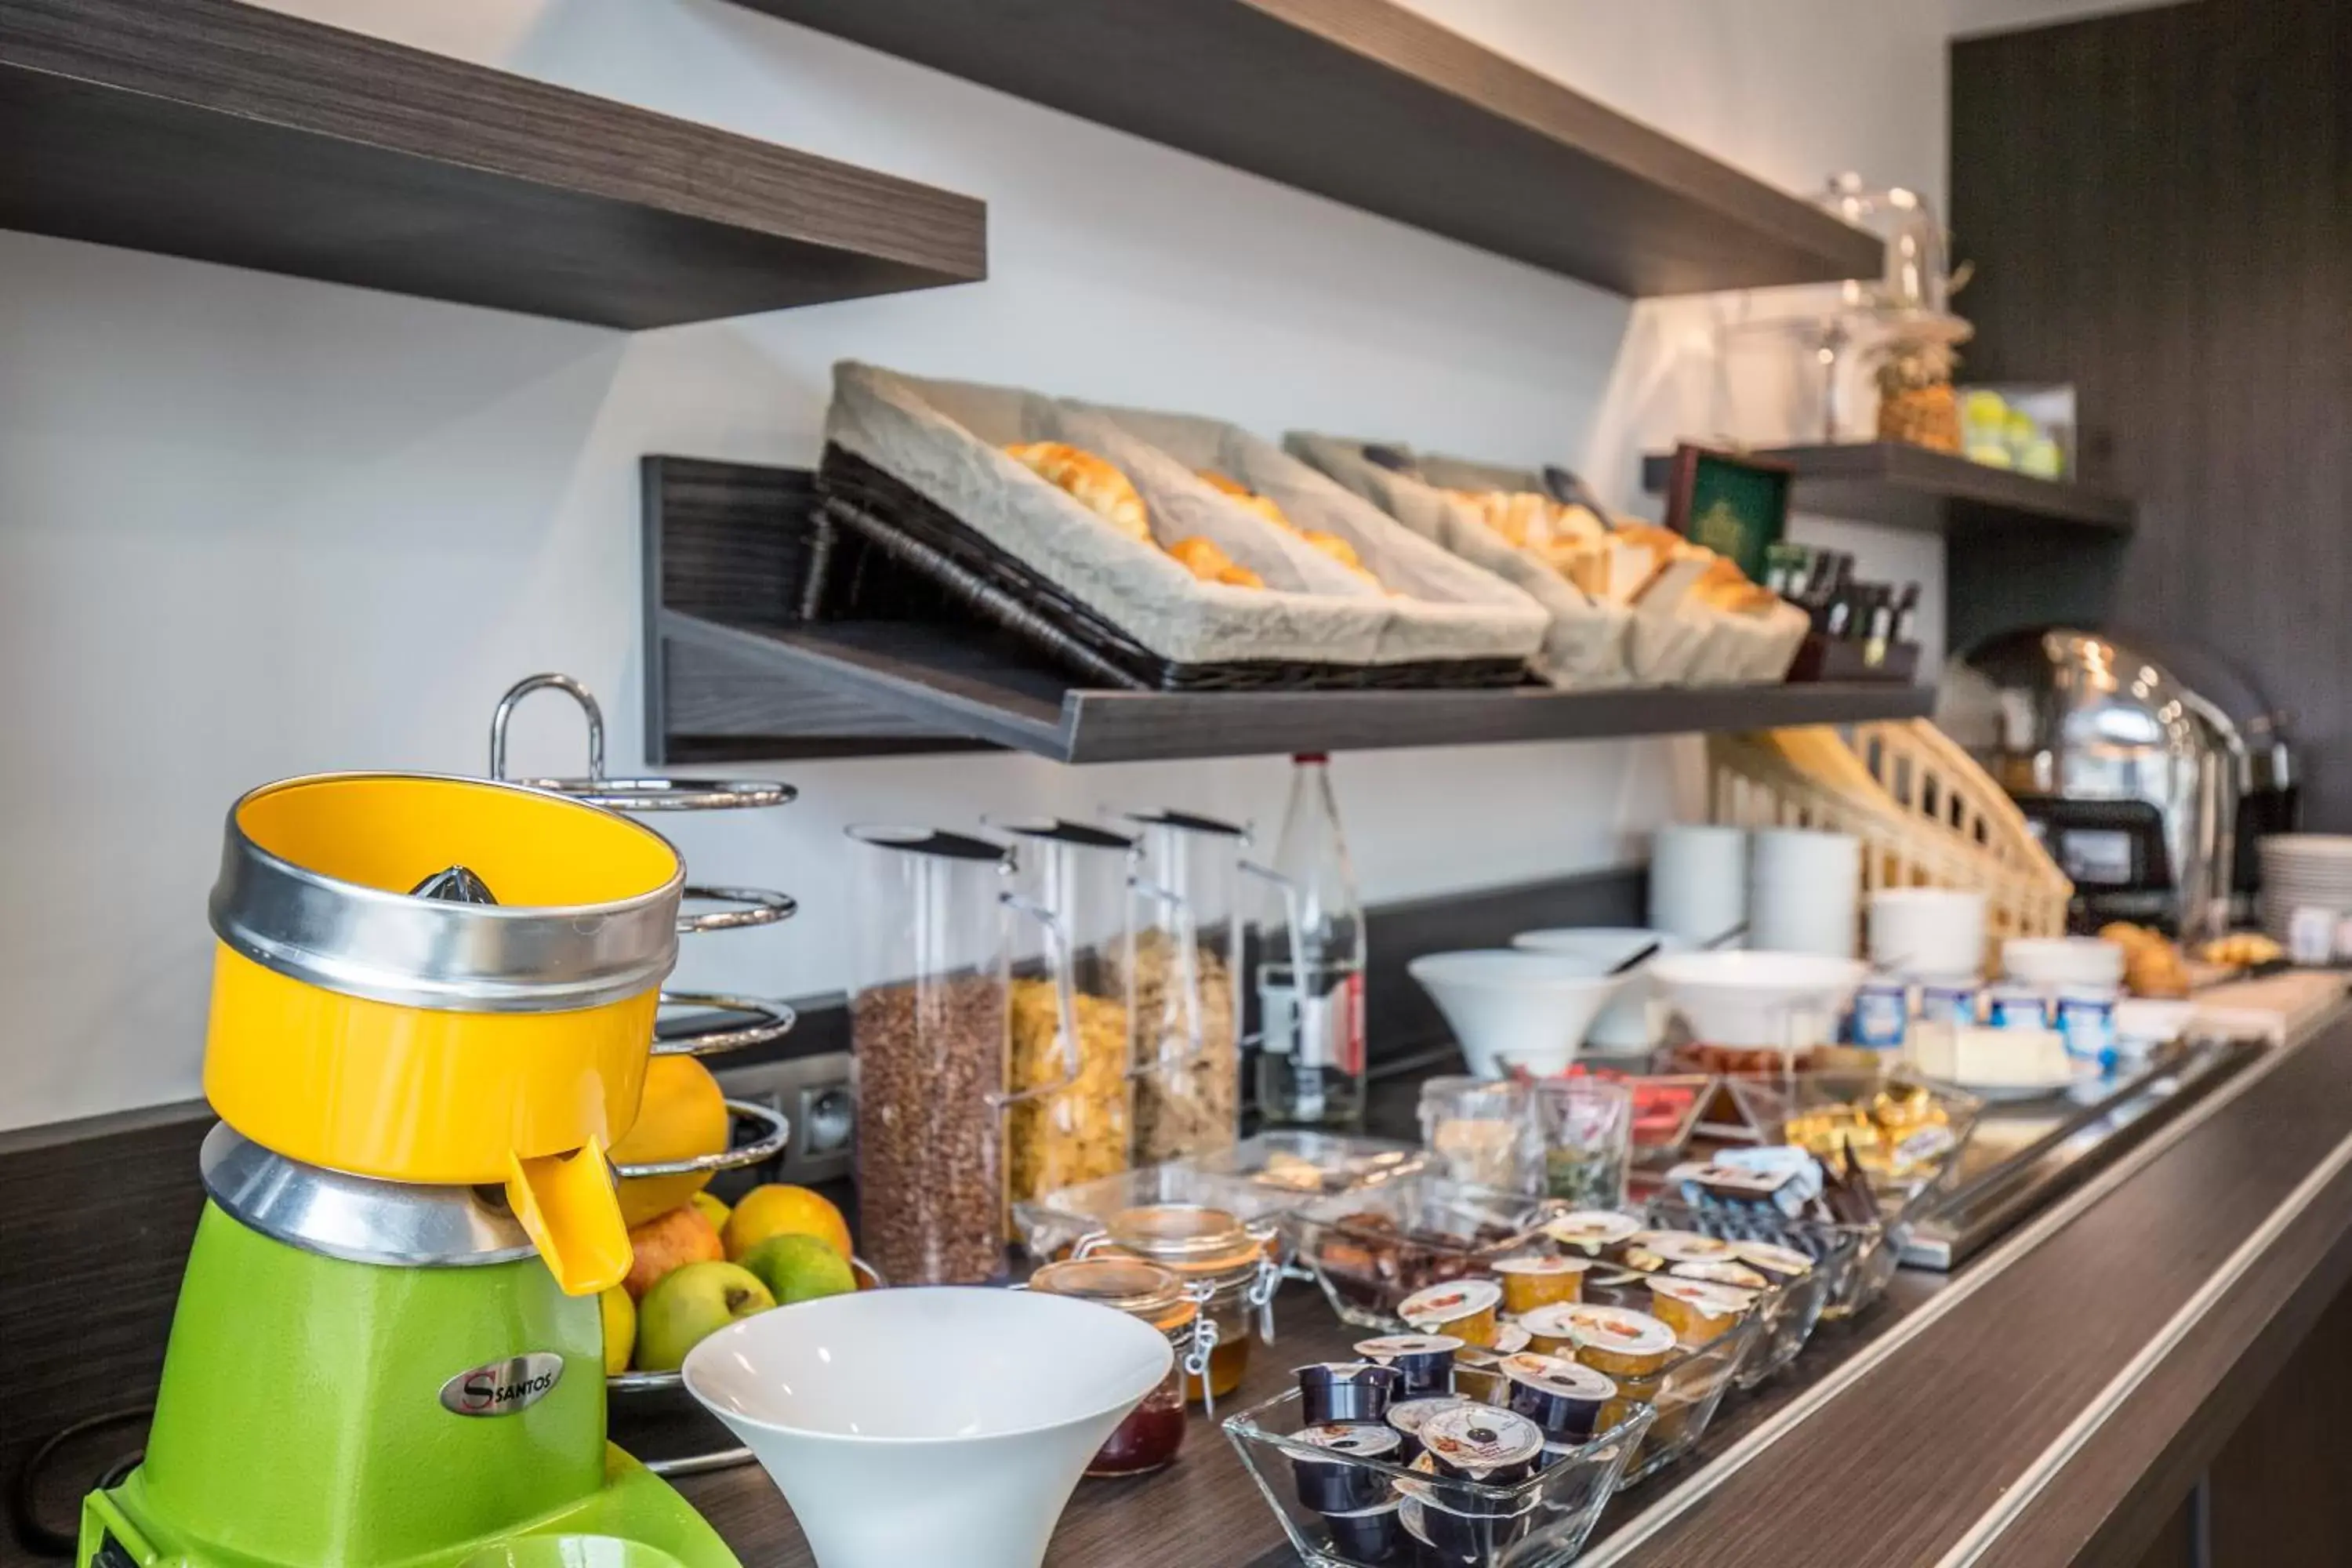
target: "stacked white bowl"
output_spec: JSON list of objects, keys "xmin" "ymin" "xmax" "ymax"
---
[
  {"xmin": 1511, "ymin": 927, "xmax": 1688, "ymax": 1051},
  {"xmin": 2258, "ymin": 835, "xmax": 2352, "ymax": 942},
  {"xmin": 1867, "ymin": 887, "xmax": 1987, "ymax": 978},
  {"xmin": 1748, "ymin": 828, "xmax": 1862, "ymax": 959}
]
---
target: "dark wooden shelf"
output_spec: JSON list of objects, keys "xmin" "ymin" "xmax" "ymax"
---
[
  {"xmin": 1640, "ymin": 442, "xmax": 2137, "ymax": 533},
  {"xmin": 643, "ymin": 456, "xmax": 1933, "ymax": 766},
  {"xmin": 0, "ymin": 0, "xmax": 987, "ymax": 328},
  {"xmin": 724, "ymin": 0, "xmax": 1878, "ymax": 298},
  {"xmin": 655, "ymin": 608, "xmax": 1934, "ymax": 764}
]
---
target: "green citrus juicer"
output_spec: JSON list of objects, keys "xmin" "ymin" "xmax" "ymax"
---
[{"xmin": 78, "ymin": 773, "xmax": 739, "ymax": 1568}]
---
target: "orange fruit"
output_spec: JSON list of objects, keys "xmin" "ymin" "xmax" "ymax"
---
[
  {"xmin": 724, "ymin": 1183, "xmax": 852, "ymax": 1263},
  {"xmin": 610, "ymin": 1056, "xmax": 729, "ymax": 1227},
  {"xmin": 622, "ymin": 1203, "xmax": 724, "ymax": 1301}
]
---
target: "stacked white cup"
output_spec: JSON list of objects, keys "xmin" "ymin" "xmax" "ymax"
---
[
  {"xmin": 1647, "ymin": 825, "xmax": 1749, "ymax": 946},
  {"xmin": 1748, "ymin": 828, "xmax": 1863, "ymax": 958}
]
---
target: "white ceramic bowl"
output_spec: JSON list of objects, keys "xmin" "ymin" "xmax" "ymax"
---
[
  {"xmin": 2002, "ymin": 936, "xmax": 2127, "ymax": 989},
  {"xmin": 1867, "ymin": 887, "xmax": 1988, "ymax": 977},
  {"xmin": 682, "ymin": 1287, "xmax": 1172, "ymax": 1568},
  {"xmin": 1646, "ymin": 949, "xmax": 1870, "ymax": 1049},
  {"xmin": 1407, "ymin": 949, "xmax": 1634, "ymax": 1077},
  {"xmin": 1510, "ymin": 927, "xmax": 1688, "ymax": 1050}
]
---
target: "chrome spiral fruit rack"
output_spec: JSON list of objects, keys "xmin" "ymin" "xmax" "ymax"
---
[{"xmin": 489, "ymin": 673, "xmax": 798, "ymax": 1476}]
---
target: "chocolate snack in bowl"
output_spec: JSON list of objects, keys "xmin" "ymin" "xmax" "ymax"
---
[
  {"xmin": 1646, "ymin": 1276, "xmax": 1758, "ymax": 1345},
  {"xmin": 1492, "ymin": 1254, "xmax": 1589, "ymax": 1315},
  {"xmin": 1353, "ymin": 1334, "xmax": 1463, "ymax": 1399},
  {"xmin": 1497, "ymin": 1352, "xmax": 1617, "ymax": 1443},
  {"xmin": 1399, "ymin": 1279, "xmax": 1503, "ymax": 1348},
  {"xmin": 1287, "ymin": 1422, "xmax": 1401, "ymax": 1514},
  {"xmin": 1297, "ymin": 1361, "xmax": 1403, "ymax": 1425},
  {"xmin": 1385, "ymin": 1395, "xmax": 1471, "ymax": 1463}
]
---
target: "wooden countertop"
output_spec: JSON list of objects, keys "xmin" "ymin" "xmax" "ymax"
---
[{"xmin": 677, "ymin": 1004, "xmax": 2352, "ymax": 1566}]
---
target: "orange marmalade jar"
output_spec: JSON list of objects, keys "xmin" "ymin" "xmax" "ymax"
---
[{"xmin": 1086, "ymin": 1203, "xmax": 1279, "ymax": 1410}]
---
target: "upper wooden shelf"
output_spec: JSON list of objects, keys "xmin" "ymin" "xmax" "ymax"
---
[
  {"xmin": 1641, "ymin": 442, "xmax": 2138, "ymax": 534},
  {"xmin": 642, "ymin": 456, "xmax": 1934, "ymax": 766},
  {"xmin": 0, "ymin": 0, "xmax": 987, "ymax": 328},
  {"xmin": 724, "ymin": 0, "xmax": 1880, "ymax": 298}
]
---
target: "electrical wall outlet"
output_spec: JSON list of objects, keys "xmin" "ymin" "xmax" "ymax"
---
[{"xmin": 717, "ymin": 1051, "xmax": 852, "ymax": 1186}]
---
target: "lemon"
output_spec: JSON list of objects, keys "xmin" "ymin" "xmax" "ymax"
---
[
  {"xmin": 611, "ymin": 1057, "xmax": 730, "ymax": 1227},
  {"xmin": 689, "ymin": 1190, "xmax": 732, "ymax": 1232},
  {"xmin": 724, "ymin": 1184, "xmax": 852, "ymax": 1263},
  {"xmin": 599, "ymin": 1285, "xmax": 636, "ymax": 1376}
]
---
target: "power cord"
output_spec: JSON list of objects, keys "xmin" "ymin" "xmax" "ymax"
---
[{"xmin": 9, "ymin": 1406, "xmax": 150, "ymax": 1559}]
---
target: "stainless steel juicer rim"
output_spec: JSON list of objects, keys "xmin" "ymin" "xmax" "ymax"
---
[{"xmin": 209, "ymin": 771, "xmax": 684, "ymax": 1012}]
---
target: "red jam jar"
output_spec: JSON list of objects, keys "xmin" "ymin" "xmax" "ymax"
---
[{"xmin": 1029, "ymin": 1258, "xmax": 1197, "ymax": 1477}]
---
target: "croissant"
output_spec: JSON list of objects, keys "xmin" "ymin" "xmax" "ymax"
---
[
  {"xmin": 1004, "ymin": 441, "xmax": 1152, "ymax": 544},
  {"xmin": 1197, "ymin": 469, "xmax": 1292, "ymax": 529}
]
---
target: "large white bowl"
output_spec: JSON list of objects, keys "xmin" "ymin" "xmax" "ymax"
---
[
  {"xmin": 1511, "ymin": 927, "xmax": 1688, "ymax": 1049},
  {"xmin": 682, "ymin": 1287, "xmax": 1172, "ymax": 1568},
  {"xmin": 1407, "ymin": 949, "xmax": 1634, "ymax": 1076},
  {"xmin": 2002, "ymin": 936, "xmax": 2127, "ymax": 989},
  {"xmin": 1646, "ymin": 949, "xmax": 1870, "ymax": 1049}
]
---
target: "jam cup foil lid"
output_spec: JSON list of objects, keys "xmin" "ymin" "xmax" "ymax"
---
[
  {"xmin": 1628, "ymin": 1229, "xmax": 1734, "ymax": 1263},
  {"xmin": 1355, "ymin": 1334, "xmax": 1465, "ymax": 1360},
  {"xmin": 1493, "ymin": 1322, "xmax": 1530, "ymax": 1354},
  {"xmin": 1671, "ymin": 1258, "xmax": 1773, "ymax": 1290},
  {"xmin": 1417, "ymin": 1405, "xmax": 1544, "ymax": 1476},
  {"xmin": 1388, "ymin": 1396, "xmax": 1472, "ymax": 1435},
  {"xmin": 1294, "ymin": 1422, "xmax": 1403, "ymax": 1461},
  {"xmin": 1542, "ymin": 1210, "xmax": 1642, "ymax": 1251},
  {"xmin": 1398, "ymin": 1279, "xmax": 1502, "ymax": 1327},
  {"xmin": 1494, "ymin": 1254, "xmax": 1592, "ymax": 1276},
  {"xmin": 1734, "ymin": 1240, "xmax": 1817, "ymax": 1278},
  {"xmin": 1498, "ymin": 1352, "xmax": 1617, "ymax": 1402},
  {"xmin": 1561, "ymin": 1303, "xmax": 1678, "ymax": 1358},
  {"xmin": 1649, "ymin": 1276, "xmax": 1759, "ymax": 1316}
]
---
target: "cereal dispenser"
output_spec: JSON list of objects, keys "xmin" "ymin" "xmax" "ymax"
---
[
  {"xmin": 1120, "ymin": 810, "xmax": 1303, "ymax": 1162},
  {"xmin": 844, "ymin": 827, "xmax": 1079, "ymax": 1286}
]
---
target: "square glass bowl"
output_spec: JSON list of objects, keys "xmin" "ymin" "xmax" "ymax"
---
[
  {"xmin": 1225, "ymin": 1388, "xmax": 1654, "ymax": 1567},
  {"xmin": 1635, "ymin": 1199, "xmax": 1853, "ymax": 1387},
  {"xmin": 1011, "ymin": 1158, "xmax": 1299, "ymax": 1262},
  {"xmin": 1187, "ymin": 1131, "xmax": 1430, "ymax": 1200},
  {"xmin": 1290, "ymin": 1175, "xmax": 1548, "ymax": 1329}
]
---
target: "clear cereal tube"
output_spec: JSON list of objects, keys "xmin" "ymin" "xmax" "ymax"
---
[{"xmin": 845, "ymin": 826, "xmax": 1080, "ymax": 1287}]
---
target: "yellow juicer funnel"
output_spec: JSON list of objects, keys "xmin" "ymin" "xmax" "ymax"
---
[{"xmin": 204, "ymin": 773, "xmax": 685, "ymax": 1294}]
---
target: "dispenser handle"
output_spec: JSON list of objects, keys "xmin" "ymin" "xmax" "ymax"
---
[
  {"xmin": 490, "ymin": 673, "xmax": 605, "ymax": 783},
  {"xmin": 503, "ymin": 1138, "xmax": 632, "ymax": 1296},
  {"xmin": 987, "ymin": 893, "xmax": 1085, "ymax": 1107}
]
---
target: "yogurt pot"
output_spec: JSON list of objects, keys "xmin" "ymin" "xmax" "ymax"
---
[
  {"xmin": 1287, "ymin": 1422, "xmax": 1401, "ymax": 1514},
  {"xmin": 1399, "ymin": 1279, "xmax": 1503, "ymax": 1348},
  {"xmin": 1918, "ymin": 976, "xmax": 1981, "ymax": 1026},
  {"xmin": 1296, "ymin": 1362, "xmax": 1402, "ymax": 1426},
  {"xmin": 1851, "ymin": 973, "xmax": 1910, "ymax": 1047},
  {"xmin": 1385, "ymin": 1396, "xmax": 1470, "ymax": 1463},
  {"xmin": 1987, "ymin": 984, "xmax": 2051, "ymax": 1030},
  {"xmin": 1498, "ymin": 1352, "xmax": 1617, "ymax": 1442},
  {"xmin": 2056, "ymin": 985, "xmax": 2120, "ymax": 1067},
  {"xmin": 1417, "ymin": 1403, "xmax": 1545, "ymax": 1486},
  {"xmin": 1492, "ymin": 1254, "xmax": 1590, "ymax": 1316},
  {"xmin": 1353, "ymin": 1334, "xmax": 1463, "ymax": 1400}
]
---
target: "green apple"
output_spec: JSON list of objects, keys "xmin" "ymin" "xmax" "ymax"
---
[
  {"xmin": 635, "ymin": 1260, "xmax": 775, "ymax": 1370},
  {"xmin": 740, "ymin": 1232, "xmax": 857, "ymax": 1306}
]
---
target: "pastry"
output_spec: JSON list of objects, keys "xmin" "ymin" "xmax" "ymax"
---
[
  {"xmin": 1166, "ymin": 535, "xmax": 1264, "ymax": 591},
  {"xmin": 1004, "ymin": 441, "xmax": 1152, "ymax": 543},
  {"xmin": 1196, "ymin": 470, "xmax": 1291, "ymax": 528}
]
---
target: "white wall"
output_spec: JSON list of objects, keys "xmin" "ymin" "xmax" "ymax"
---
[{"xmin": 0, "ymin": 0, "xmax": 1950, "ymax": 1129}]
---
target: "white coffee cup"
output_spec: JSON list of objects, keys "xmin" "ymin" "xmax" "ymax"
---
[{"xmin": 1648, "ymin": 826, "xmax": 1748, "ymax": 946}]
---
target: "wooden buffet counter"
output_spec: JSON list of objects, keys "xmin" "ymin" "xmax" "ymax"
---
[{"xmin": 677, "ymin": 994, "xmax": 2352, "ymax": 1566}]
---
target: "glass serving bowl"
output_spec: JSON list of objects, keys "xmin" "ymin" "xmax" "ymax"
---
[
  {"xmin": 1224, "ymin": 1388, "xmax": 1654, "ymax": 1567},
  {"xmin": 1011, "ymin": 1158, "xmax": 1298, "ymax": 1264},
  {"xmin": 1290, "ymin": 1176, "xmax": 1550, "ymax": 1330},
  {"xmin": 1187, "ymin": 1131, "xmax": 1430, "ymax": 1200}
]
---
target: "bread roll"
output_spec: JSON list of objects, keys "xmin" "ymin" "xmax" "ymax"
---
[
  {"xmin": 1004, "ymin": 441, "xmax": 1152, "ymax": 543},
  {"xmin": 1196, "ymin": 469, "xmax": 1292, "ymax": 529}
]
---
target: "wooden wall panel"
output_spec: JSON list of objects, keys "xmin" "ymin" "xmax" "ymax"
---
[{"xmin": 1952, "ymin": 0, "xmax": 2352, "ymax": 825}]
